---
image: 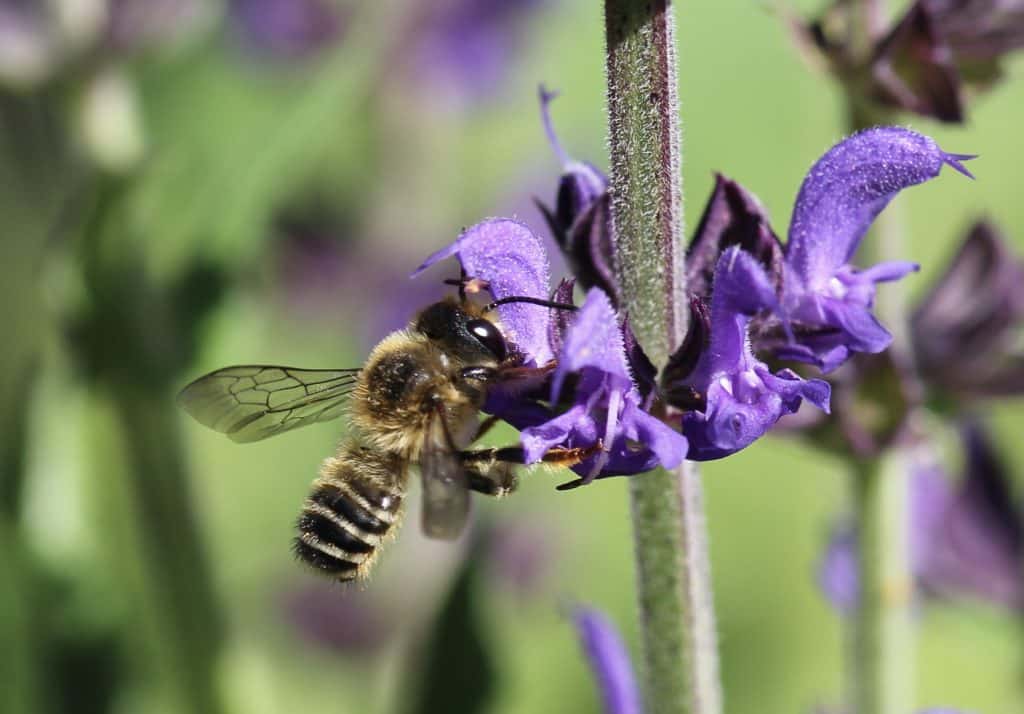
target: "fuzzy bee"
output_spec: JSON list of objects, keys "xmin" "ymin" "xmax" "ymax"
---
[{"xmin": 178, "ymin": 294, "xmax": 589, "ymax": 581}]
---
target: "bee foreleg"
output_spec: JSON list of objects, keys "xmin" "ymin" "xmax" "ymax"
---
[
  {"xmin": 459, "ymin": 441, "xmax": 606, "ymax": 493},
  {"xmin": 473, "ymin": 414, "xmax": 501, "ymax": 441}
]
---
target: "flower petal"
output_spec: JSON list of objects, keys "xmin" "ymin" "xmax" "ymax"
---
[
  {"xmin": 686, "ymin": 173, "xmax": 785, "ymax": 300},
  {"xmin": 786, "ymin": 127, "xmax": 973, "ymax": 288},
  {"xmin": 519, "ymin": 404, "xmax": 593, "ymax": 464},
  {"xmin": 676, "ymin": 247, "xmax": 830, "ymax": 460},
  {"xmin": 536, "ymin": 87, "xmax": 617, "ymax": 301},
  {"xmin": 571, "ymin": 607, "xmax": 641, "ymax": 714},
  {"xmin": 414, "ymin": 218, "xmax": 553, "ymax": 363},
  {"xmin": 551, "ymin": 288, "xmax": 630, "ymax": 402}
]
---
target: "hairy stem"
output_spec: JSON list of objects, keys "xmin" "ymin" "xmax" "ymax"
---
[
  {"xmin": 605, "ymin": 0, "xmax": 685, "ymax": 367},
  {"xmin": 605, "ymin": 3, "xmax": 721, "ymax": 714}
]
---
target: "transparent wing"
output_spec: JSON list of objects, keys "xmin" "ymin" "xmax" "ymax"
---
[
  {"xmin": 419, "ymin": 410, "xmax": 470, "ymax": 540},
  {"xmin": 177, "ymin": 365, "xmax": 360, "ymax": 443}
]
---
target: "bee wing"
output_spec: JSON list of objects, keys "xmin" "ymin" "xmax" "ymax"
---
[
  {"xmin": 419, "ymin": 410, "xmax": 470, "ymax": 541},
  {"xmin": 177, "ymin": 365, "xmax": 360, "ymax": 443}
]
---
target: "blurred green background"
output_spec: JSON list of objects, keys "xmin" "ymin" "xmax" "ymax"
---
[{"xmin": 2, "ymin": 1, "xmax": 1023, "ymax": 713}]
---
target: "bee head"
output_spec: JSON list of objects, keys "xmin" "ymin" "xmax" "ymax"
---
[{"xmin": 415, "ymin": 300, "xmax": 508, "ymax": 364}]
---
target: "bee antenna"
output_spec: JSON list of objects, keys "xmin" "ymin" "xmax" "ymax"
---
[{"xmin": 483, "ymin": 296, "xmax": 579, "ymax": 313}]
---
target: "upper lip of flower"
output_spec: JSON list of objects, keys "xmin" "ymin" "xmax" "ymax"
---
[{"xmin": 766, "ymin": 126, "xmax": 972, "ymax": 372}]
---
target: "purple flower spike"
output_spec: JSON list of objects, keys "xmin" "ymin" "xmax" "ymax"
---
[
  {"xmin": 535, "ymin": 87, "xmax": 619, "ymax": 303},
  {"xmin": 571, "ymin": 607, "xmax": 641, "ymax": 714},
  {"xmin": 414, "ymin": 218, "xmax": 553, "ymax": 364},
  {"xmin": 521, "ymin": 289, "xmax": 687, "ymax": 481},
  {"xmin": 820, "ymin": 422, "xmax": 1024, "ymax": 613},
  {"xmin": 782, "ymin": 127, "xmax": 974, "ymax": 370},
  {"xmin": 679, "ymin": 247, "xmax": 830, "ymax": 461}
]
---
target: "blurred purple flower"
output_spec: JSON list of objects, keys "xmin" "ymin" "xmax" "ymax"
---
[
  {"xmin": 274, "ymin": 216, "xmax": 441, "ymax": 350},
  {"xmin": 281, "ymin": 580, "xmax": 394, "ymax": 654},
  {"xmin": 106, "ymin": 0, "xmax": 208, "ymax": 53},
  {"xmin": 0, "ymin": 0, "xmax": 207, "ymax": 87},
  {"xmin": 399, "ymin": 0, "xmax": 546, "ymax": 103},
  {"xmin": 0, "ymin": 1, "xmax": 58, "ymax": 86},
  {"xmin": 679, "ymin": 247, "xmax": 830, "ymax": 461},
  {"xmin": 484, "ymin": 517, "xmax": 558, "ymax": 601},
  {"xmin": 415, "ymin": 219, "xmax": 687, "ymax": 481},
  {"xmin": 230, "ymin": 0, "xmax": 346, "ymax": 61},
  {"xmin": 911, "ymin": 220, "xmax": 1024, "ymax": 399},
  {"xmin": 820, "ymin": 422, "xmax": 1024, "ymax": 613},
  {"xmin": 534, "ymin": 87, "xmax": 618, "ymax": 304},
  {"xmin": 572, "ymin": 607, "xmax": 641, "ymax": 714}
]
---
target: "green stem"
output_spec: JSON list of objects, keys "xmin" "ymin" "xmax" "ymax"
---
[
  {"xmin": 851, "ymin": 452, "xmax": 914, "ymax": 714},
  {"xmin": 605, "ymin": 0, "xmax": 685, "ymax": 368},
  {"xmin": 629, "ymin": 464, "xmax": 721, "ymax": 714},
  {"xmin": 843, "ymin": 2, "xmax": 916, "ymax": 707},
  {"xmin": 605, "ymin": 3, "xmax": 721, "ymax": 714}
]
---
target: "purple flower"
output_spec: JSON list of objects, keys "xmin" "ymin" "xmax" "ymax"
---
[
  {"xmin": 667, "ymin": 129, "xmax": 970, "ymax": 453},
  {"xmin": 911, "ymin": 220, "xmax": 1024, "ymax": 399},
  {"xmin": 0, "ymin": 1, "xmax": 57, "ymax": 87},
  {"xmin": 230, "ymin": 0, "xmax": 347, "ymax": 61},
  {"xmin": 396, "ymin": 0, "xmax": 546, "ymax": 104},
  {"xmin": 484, "ymin": 517, "xmax": 559, "ymax": 601},
  {"xmin": 415, "ymin": 219, "xmax": 687, "ymax": 481},
  {"xmin": 679, "ymin": 247, "xmax": 830, "ymax": 461},
  {"xmin": 777, "ymin": 127, "xmax": 974, "ymax": 372},
  {"xmin": 819, "ymin": 423, "xmax": 1024, "ymax": 612},
  {"xmin": 520, "ymin": 288, "xmax": 687, "ymax": 481},
  {"xmin": 818, "ymin": 525, "xmax": 860, "ymax": 615},
  {"xmin": 415, "ymin": 218, "xmax": 555, "ymax": 365},
  {"xmin": 105, "ymin": 0, "xmax": 207, "ymax": 54},
  {"xmin": 281, "ymin": 581, "xmax": 394, "ymax": 654},
  {"xmin": 571, "ymin": 607, "xmax": 641, "ymax": 714},
  {"xmin": 534, "ymin": 87, "xmax": 618, "ymax": 304}
]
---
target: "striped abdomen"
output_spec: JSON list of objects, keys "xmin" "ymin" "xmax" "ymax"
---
[{"xmin": 294, "ymin": 449, "xmax": 406, "ymax": 581}]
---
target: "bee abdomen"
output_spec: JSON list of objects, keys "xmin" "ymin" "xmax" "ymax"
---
[{"xmin": 294, "ymin": 480, "xmax": 403, "ymax": 581}]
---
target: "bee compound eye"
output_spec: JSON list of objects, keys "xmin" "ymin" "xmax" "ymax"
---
[{"xmin": 467, "ymin": 319, "xmax": 507, "ymax": 361}]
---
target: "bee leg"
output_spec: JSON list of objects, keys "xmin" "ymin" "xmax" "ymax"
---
[
  {"xmin": 467, "ymin": 465, "xmax": 518, "ymax": 497},
  {"xmin": 459, "ymin": 448, "xmax": 517, "ymax": 496},
  {"xmin": 473, "ymin": 414, "xmax": 501, "ymax": 441},
  {"xmin": 460, "ymin": 441, "xmax": 605, "ymax": 493}
]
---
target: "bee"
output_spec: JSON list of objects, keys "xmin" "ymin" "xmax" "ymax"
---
[{"xmin": 178, "ymin": 292, "xmax": 589, "ymax": 581}]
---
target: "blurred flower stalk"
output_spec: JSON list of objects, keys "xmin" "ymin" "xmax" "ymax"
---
[
  {"xmin": 784, "ymin": 1, "xmax": 1024, "ymax": 713},
  {"xmin": 571, "ymin": 604, "xmax": 973, "ymax": 714}
]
